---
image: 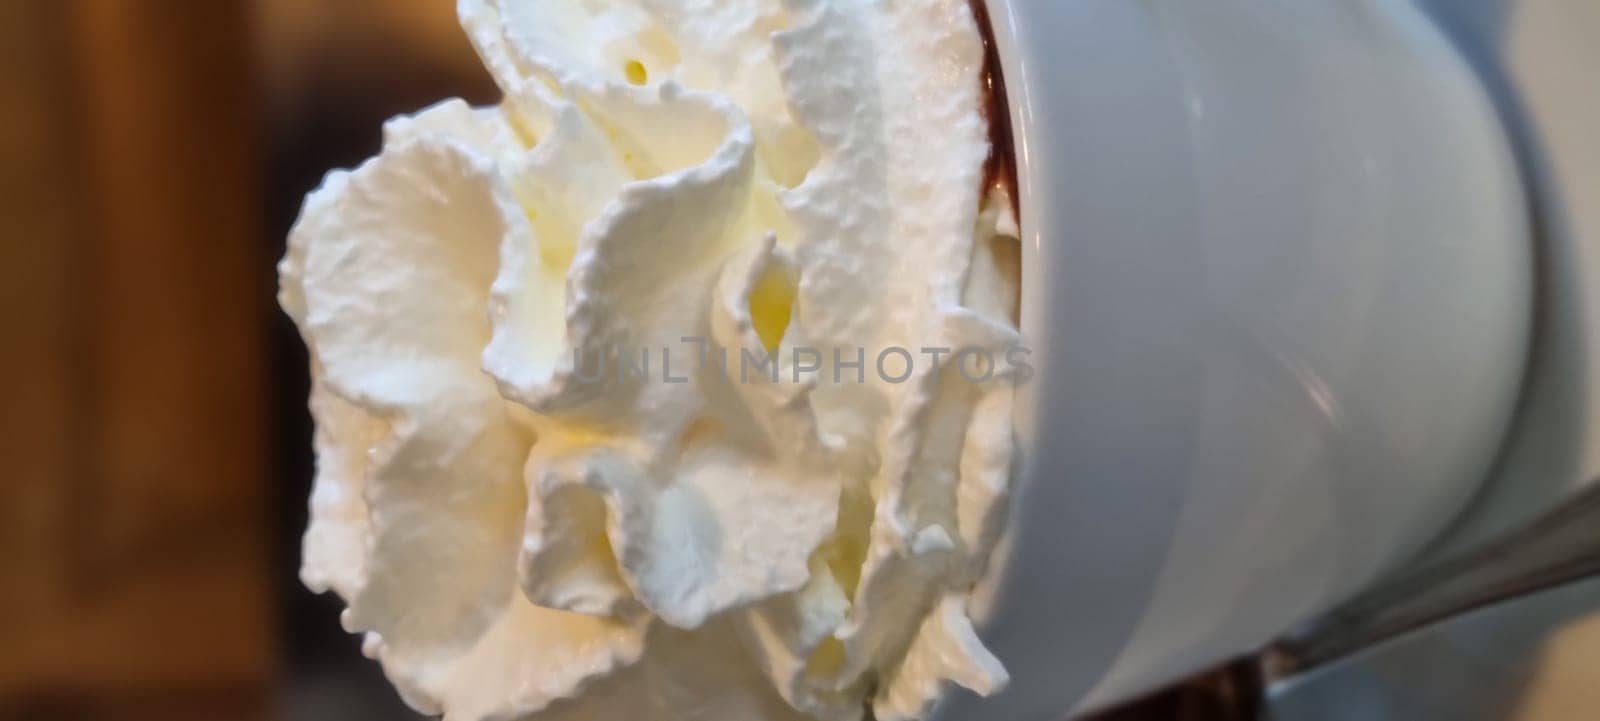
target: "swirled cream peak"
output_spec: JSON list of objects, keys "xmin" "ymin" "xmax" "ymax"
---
[{"xmin": 280, "ymin": 1, "xmax": 1021, "ymax": 719}]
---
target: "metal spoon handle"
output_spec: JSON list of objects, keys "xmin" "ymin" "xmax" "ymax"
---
[{"xmin": 1269, "ymin": 480, "xmax": 1600, "ymax": 676}]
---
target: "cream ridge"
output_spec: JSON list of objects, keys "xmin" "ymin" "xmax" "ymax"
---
[{"xmin": 280, "ymin": 1, "xmax": 1021, "ymax": 719}]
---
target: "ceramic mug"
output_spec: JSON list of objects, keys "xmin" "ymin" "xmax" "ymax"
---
[{"xmin": 941, "ymin": 1, "xmax": 1532, "ymax": 718}]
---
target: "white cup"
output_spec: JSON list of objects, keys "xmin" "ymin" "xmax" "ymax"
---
[{"xmin": 941, "ymin": 2, "xmax": 1533, "ymax": 717}]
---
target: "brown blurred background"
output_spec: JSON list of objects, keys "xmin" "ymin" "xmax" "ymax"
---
[{"xmin": 0, "ymin": 1, "xmax": 491, "ymax": 718}]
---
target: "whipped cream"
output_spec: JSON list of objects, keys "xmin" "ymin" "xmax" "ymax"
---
[{"xmin": 281, "ymin": 1, "xmax": 1022, "ymax": 719}]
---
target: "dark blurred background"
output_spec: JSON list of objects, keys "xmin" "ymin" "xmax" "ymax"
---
[{"xmin": 0, "ymin": 2, "xmax": 491, "ymax": 718}]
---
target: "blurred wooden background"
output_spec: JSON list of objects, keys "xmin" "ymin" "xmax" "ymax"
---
[
  {"xmin": 0, "ymin": 1, "xmax": 490, "ymax": 718},
  {"xmin": 0, "ymin": 1, "xmax": 272, "ymax": 719}
]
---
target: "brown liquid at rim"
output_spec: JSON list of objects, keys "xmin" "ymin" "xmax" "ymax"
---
[{"xmin": 970, "ymin": 0, "xmax": 1019, "ymax": 215}]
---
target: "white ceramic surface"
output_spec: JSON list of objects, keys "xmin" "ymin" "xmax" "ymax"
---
[
  {"xmin": 1272, "ymin": 1, "xmax": 1600, "ymax": 714},
  {"xmin": 936, "ymin": 1, "xmax": 1534, "ymax": 718},
  {"xmin": 1413, "ymin": 0, "xmax": 1600, "ymax": 563}
]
